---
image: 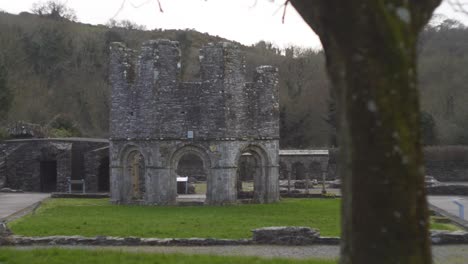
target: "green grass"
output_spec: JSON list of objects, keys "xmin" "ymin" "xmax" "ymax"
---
[
  {"xmin": 8, "ymin": 198, "xmax": 461, "ymax": 239},
  {"xmin": 430, "ymin": 221, "xmax": 461, "ymax": 232},
  {"xmin": 9, "ymin": 198, "xmax": 341, "ymax": 238},
  {"xmin": 0, "ymin": 248, "xmax": 337, "ymax": 264}
]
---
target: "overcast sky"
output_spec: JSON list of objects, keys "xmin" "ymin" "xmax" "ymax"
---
[{"xmin": 1, "ymin": 0, "xmax": 467, "ymax": 49}]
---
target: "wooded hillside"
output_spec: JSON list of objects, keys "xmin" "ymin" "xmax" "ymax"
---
[{"xmin": 0, "ymin": 10, "xmax": 466, "ymax": 147}]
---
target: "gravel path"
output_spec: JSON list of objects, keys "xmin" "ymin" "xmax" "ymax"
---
[
  {"xmin": 11, "ymin": 245, "xmax": 468, "ymax": 263},
  {"xmin": 0, "ymin": 192, "xmax": 49, "ymax": 220}
]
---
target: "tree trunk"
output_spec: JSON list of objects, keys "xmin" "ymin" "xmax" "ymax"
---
[{"xmin": 290, "ymin": 1, "xmax": 441, "ymax": 263}]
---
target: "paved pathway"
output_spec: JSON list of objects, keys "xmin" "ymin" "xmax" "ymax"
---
[
  {"xmin": 10, "ymin": 245, "xmax": 468, "ymax": 263},
  {"xmin": 428, "ymin": 196, "xmax": 468, "ymax": 220},
  {"xmin": 0, "ymin": 192, "xmax": 50, "ymax": 221}
]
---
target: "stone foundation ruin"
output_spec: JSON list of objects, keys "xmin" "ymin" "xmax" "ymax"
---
[{"xmin": 109, "ymin": 40, "xmax": 280, "ymax": 205}]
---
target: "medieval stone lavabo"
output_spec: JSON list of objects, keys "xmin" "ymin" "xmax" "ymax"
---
[{"xmin": 108, "ymin": 39, "xmax": 280, "ymax": 205}]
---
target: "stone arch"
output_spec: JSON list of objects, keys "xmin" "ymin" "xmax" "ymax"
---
[
  {"xmin": 176, "ymin": 153, "xmax": 207, "ymax": 181},
  {"xmin": 121, "ymin": 146, "xmax": 146, "ymax": 203},
  {"xmin": 236, "ymin": 144, "xmax": 271, "ymax": 203},
  {"xmin": 169, "ymin": 144, "xmax": 212, "ymax": 200},
  {"xmin": 119, "ymin": 144, "xmax": 147, "ymax": 165}
]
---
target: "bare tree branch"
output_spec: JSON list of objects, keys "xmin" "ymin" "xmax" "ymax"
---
[
  {"xmin": 282, "ymin": 0, "xmax": 290, "ymax": 24},
  {"xmin": 112, "ymin": 0, "xmax": 163, "ymax": 20},
  {"xmin": 111, "ymin": 0, "xmax": 127, "ymax": 20},
  {"xmin": 129, "ymin": 0, "xmax": 153, "ymax": 9}
]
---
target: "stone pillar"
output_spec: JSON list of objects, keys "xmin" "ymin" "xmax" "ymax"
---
[
  {"xmin": 285, "ymin": 163, "xmax": 291, "ymax": 194},
  {"xmin": 145, "ymin": 167, "xmax": 176, "ymax": 205},
  {"xmin": 206, "ymin": 167, "xmax": 237, "ymax": 205},
  {"xmin": 84, "ymin": 151, "xmax": 99, "ymax": 193},
  {"xmin": 56, "ymin": 150, "xmax": 72, "ymax": 193},
  {"xmin": 265, "ymin": 164, "xmax": 280, "ymax": 203},
  {"xmin": 109, "ymin": 166, "xmax": 123, "ymax": 203}
]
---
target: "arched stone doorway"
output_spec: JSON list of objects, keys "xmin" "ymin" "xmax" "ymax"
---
[
  {"xmin": 237, "ymin": 145, "xmax": 275, "ymax": 203},
  {"xmin": 124, "ymin": 150, "xmax": 145, "ymax": 202},
  {"xmin": 237, "ymin": 152, "xmax": 257, "ymax": 196},
  {"xmin": 176, "ymin": 153, "xmax": 207, "ymax": 195},
  {"xmin": 170, "ymin": 145, "xmax": 211, "ymax": 203}
]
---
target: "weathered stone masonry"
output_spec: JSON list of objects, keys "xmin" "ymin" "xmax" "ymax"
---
[
  {"xmin": 109, "ymin": 40, "xmax": 280, "ymax": 205},
  {"xmin": 0, "ymin": 138, "xmax": 108, "ymax": 193}
]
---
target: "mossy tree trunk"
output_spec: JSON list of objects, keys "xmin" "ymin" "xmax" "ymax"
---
[{"xmin": 290, "ymin": 1, "xmax": 441, "ymax": 263}]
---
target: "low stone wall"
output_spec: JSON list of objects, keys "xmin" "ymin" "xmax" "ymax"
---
[
  {"xmin": 431, "ymin": 231, "xmax": 468, "ymax": 244},
  {"xmin": 0, "ymin": 236, "xmax": 252, "ymax": 246},
  {"xmin": 252, "ymin": 226, "xmax": 320, "ymax": 245},
  {"xmin": 2, "ymin": 227, "xmax": 466, "ymax": 246}
]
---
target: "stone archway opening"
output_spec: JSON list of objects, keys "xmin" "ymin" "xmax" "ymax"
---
[
  {"xmin": 124, "ymin": 150, "xmax": 145, "ymax": 202},
  {"xmin": 170, "ymin": 146, "xmax": 212, "ymax": 204},
  {"xmin": 236, "ymin": 152, "xmax": 258, "ymax": 199},
  {"xmin": 236, "ymin": 145, "xmax": 271, "ymax": 203},
  {"xmin": 176, "ymin": 153, "xmax": 207, "ymax": 196}
]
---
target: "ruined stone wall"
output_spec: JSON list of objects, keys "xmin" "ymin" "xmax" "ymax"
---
[
  {"xmin": 109, "ymin": 39, "xmax": 280, "ymax": 205},
  {"xmin": 109, "ymin": 139, "xmax": 279, "ymax": 205},
  {"xmin": 84, "ymin": 146, "xmax": 110, "ymax": 192},
  {"xmin": 109, "ymin": 40, "xmax": 279, "ymax": 141},
  {"xmin": 279, "ymin": 155, "xmax": 330, "ymax": 181},
  {"xmin": 4, "ymin": 141, "xmax": 72, "ymax": 192},
  {"xmin": 0, "ymin": 139, "xmax": 108, "ymax": 192},
  {"xmin": 327, "ymin": 146, "xmax": 468, "ymax": 182}
]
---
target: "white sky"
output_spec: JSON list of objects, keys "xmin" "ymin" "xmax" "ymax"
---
[{"xmin": 0, "ymin": 0, "xmax": 467, "ymax": 49}]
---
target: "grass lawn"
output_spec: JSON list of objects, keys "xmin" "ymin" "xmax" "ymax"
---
[
  {"xmin": 0, "ymin": 248, "xmax": 337, "ymax": 264},
  {"xmin": 430, "ymin": 221, "xmax": 461, "ymax": 232},
  {"xmin": 8, "ymin": 198, "xmax": 460, "ymax": 239},
  {"xmin": 9, "ymin": 198, "xmax": 341, "ymax": 238}
]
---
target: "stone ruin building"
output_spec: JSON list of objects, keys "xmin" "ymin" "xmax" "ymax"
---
[
  {"xmin": 0, "ymin": 138, "xmax": 109, "ymax": 193},
  {"xmin": 109, "ymin": 39, "xmax": 280, "ymax": 205}
]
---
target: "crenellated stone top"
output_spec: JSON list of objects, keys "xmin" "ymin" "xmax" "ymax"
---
[{"xmin": 109, "ymin": 39, "xmax": 279, "ymax": 141}]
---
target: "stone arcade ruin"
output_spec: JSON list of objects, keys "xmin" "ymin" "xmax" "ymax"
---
[{"xmin": 109, "ymin": 40, "xmax": 280, "ymax": 205}]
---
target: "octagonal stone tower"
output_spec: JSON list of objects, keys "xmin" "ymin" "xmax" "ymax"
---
[{"xmin": 109, "ymin": 39, "xmax": 279, "ymax": 205}]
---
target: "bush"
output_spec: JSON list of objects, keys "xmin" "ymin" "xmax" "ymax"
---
[{"xmin": 47, "ymin": 114, "xmax": 81, "ymax": 137}]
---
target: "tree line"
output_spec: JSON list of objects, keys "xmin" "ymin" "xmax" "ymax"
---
[{"xmin": 0, "ymin": 7, "xmax": 466, "ymax": 148}]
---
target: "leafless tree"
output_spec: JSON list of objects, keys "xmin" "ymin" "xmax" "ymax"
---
[{"xmin": 31, "ymin": 0, "xmax": 77, "ymax": 21}]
